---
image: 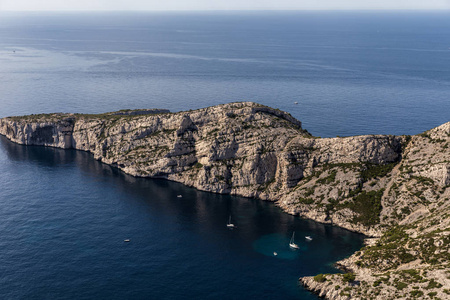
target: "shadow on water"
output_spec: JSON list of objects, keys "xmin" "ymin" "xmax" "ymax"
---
[{"xmin": 0, "ymin": 135, "xmax": 365, "ymax": 299}]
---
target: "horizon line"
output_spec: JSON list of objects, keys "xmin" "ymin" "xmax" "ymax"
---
[{"xmin": 1, "ymin": 8, "xmax": 450, "ymax": 12}]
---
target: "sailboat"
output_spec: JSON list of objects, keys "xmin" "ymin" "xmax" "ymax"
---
[
  {"xmin": 226, "ymin": 215, "xmax": 235, "ymax": 228},
  {"xmin": 289, "ymin": 232, "xmax": 299, "ymax": 249}
]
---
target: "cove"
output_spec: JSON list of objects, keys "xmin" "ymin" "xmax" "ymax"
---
[{"xmin": 0, "ymin": 135, "xmax": 364, "ymax": 299}]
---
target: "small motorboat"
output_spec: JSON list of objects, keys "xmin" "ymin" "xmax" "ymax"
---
[
  {"xmin": 124, "ymin": 239, "xmax": 131, "ymax": 242},
  {"xmin": 273, "ymin": 252, "xmax": 278, "ymax": 256},
  {"xmin": 177, "ymin": 195, "xmax": 183, "ymax": 198},
  {"xmin": 305, "ymin": 236, "xmax": 313, "ymax": 241}
]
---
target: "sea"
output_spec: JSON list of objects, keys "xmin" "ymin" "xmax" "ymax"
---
[{"xmin": 0, "ymin": 11, "xmax": 449, "ymax": 299}]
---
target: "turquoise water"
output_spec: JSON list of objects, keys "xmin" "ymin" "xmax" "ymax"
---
[{"xmin": 0, "ymin": 11, "xmax": 449, "ymax": 299}]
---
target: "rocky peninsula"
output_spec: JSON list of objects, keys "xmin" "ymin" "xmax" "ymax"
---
[{"xmin": 1, "ymin": 102, "xmax": 449, "ymax": 299}]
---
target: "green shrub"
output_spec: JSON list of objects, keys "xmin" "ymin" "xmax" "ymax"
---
[
  {"xmin": 361, "ymin": 163, "xmax": 396, "ymax": 181},
  {"xmin": 298, "ymin": 197, "xmax": 314, "ymax": 205},
  {"xmin": 425, "ymin": 279, "xmax": 442, "ymax": 289},
  {"xmin": 317, "ymin": 170, "xmax": 337, "ymax": 184},
  {"xmin": 342, "ymin": 273, "xmax": 356, "ymax": 283},
  {"xmin": 395, "ymin": 282, "xmax": 407, "ymax": 290},
  {"xmin": 410, "ymin": 290, "xmax": 423, "ymax": 297},
  {"xmin": 314, "ymin": 274, "xmax": 326, "ymax": 283},
  {"xmin": 398, "ymin": 250, "xmax": 415, "ymax": 264},
  {"xmin": 346, "ymin": 189, "xmax": 384, "ymax": 226}
]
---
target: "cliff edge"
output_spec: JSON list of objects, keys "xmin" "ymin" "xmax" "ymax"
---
[{"xmin": 1, "ymin": 102, "xmax": 449, "ymax": 299}]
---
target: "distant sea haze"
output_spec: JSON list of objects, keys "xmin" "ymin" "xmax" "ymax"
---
[{"xmin": 0, "ymin": 11, "xmax": 449, "ymax": 137}]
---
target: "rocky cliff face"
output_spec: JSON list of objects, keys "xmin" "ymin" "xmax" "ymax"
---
[
  {"xmin": 0, "ymin": 102, "xmax": 406, "ymax": 234},
  {"xmin": 1, "ymin": 102, "xmax": 449, "ymax": 299},
  {"xmin": 301, "ymin": 122, "xmax": 450, "ymax": 300}
]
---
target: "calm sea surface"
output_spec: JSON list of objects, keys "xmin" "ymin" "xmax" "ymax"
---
[
  {"xmin": 0, "ymin": 11, "xmax": 449, "ymax": 299},
  {"xmin": 1, "ymin": 11, "xmax": 450, "ymax": 137}
]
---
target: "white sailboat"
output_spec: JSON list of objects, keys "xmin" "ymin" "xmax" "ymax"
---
[
  {"xmin": 289, "ymin": 232, "xmax": 299, "ymax": 249},
  {"xmin": 226, "ymin": 215, "xmax": 235, "ymax": 228}
]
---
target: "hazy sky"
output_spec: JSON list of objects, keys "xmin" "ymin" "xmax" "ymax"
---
[{"xmin": 1, "ymin": 0, "xmax": 450, "ymax": 11}]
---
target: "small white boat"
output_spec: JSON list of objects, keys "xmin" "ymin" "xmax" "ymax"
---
[
  {"xmin": 226, "ymin": 215, "xmax": 235, "ymax": 228},
  {"xmin": 294, "ymin": 101, "xmax": 298, "ymax": 104},
  {"xmin": 273, "ymin": 252, "xmax": 278, "ymax": 256},
  {"xmin": 124, "ymin": 239, "xmax": 130, "ymax": 242},
  {"xmin": 177, "ymin": 195, "xmax": 182, "ymax": 198},
  {"xmin": 289, "ymin": 232, "xmax": 299, "ymax": 249},
  {"xmin": 305, "ymin": 236, "xmax": 313, "ymax": 241}
]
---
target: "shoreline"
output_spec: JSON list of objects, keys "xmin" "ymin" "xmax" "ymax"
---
[{"xmin": 1, "ymin": 102, "xmax": 448, "ymax": 299}]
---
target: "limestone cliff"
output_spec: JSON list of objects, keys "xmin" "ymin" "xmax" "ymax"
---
[
  {"xmin": 301, "ymin": 122, "xmax": 450, "ymax": 300},
  {"xmin": 1, "ymin": 102, "xmax": 449, "ymax": 299}
]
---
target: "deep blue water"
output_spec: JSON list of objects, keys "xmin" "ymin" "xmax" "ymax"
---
[
  {"xmin": 0, "ymin": 136, "xmax": 364, "ymax": 299},
  {"xmin": 0, "ymin": 11, "xmax": 449, "ymax": 299}
]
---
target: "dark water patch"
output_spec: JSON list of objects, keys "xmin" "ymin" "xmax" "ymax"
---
[{"xmin": 0, "ymin": 136, "xmax": 364, "ymax": 299}]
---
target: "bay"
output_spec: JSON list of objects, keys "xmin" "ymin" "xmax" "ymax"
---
[{"xmin": 0, "ymin": 136, "xmax": 364, "ymax": 299}]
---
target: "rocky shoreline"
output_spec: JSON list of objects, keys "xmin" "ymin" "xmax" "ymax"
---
[{"xmin": 1, "ymin": 102, "xmax": 449, "ymax": 299}]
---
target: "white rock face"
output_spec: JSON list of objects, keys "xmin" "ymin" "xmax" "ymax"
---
[
  {"xmin": 0, "ymin": 102, "xmax": 448, "ymax": 236},
  {"xmin": 300, "ymin": 277, "xmax": 350, "ymax": 300},
  {"xmin": 2, "ymin": 103, "xmax": 449, "ymax": 300},
  {"xmin": 0, "ymin": 116, "xmax": 75, "ymax": 149}
]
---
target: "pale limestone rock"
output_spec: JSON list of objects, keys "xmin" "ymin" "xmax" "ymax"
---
[{"xmin": 1, "ymin": 103, "xmax": 449, "ymax": 300}]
